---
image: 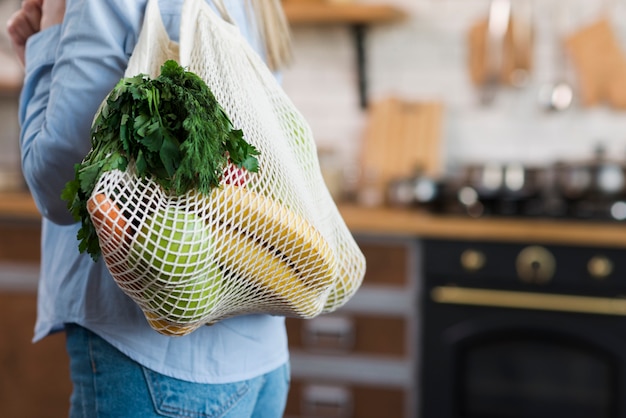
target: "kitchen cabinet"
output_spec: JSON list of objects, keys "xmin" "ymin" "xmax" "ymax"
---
[
  {"xmin": 0, "ymin": 218, "xmax": 70, "ymax": 417},
  {"xmin": 0, "ymin": 220, "xmax": 40, "ymax": 263},
  {"xmin": 284, "ymin": 235, "xmax": 420, "ymax": 418},
  {"xmin": 283, "ymin": 205, "xmax": 626, "ymax": 417},
  {"xmin": 7, "ymin": 192, "xmax": 626, "ymax": 417},
  {"xmin": 0, "ymin": 291, "xmax": 71, "ymax": 418}
]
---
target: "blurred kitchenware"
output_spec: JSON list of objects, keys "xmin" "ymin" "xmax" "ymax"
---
[
  {"xmin": 539, "ymin": 79, "xmax": 573, "ymax": 112},
  {"xmin": 462, "ymin": 162, "xmax": 543, "ymax": 199},
  {"xmin": 386, "ymin": 167, "xmax": 441, "ymax": 209},
  {"xmin": 554, "ymin": 145, "xmax": 625, "ymax": 201},
  {"xmin": 565, "ymin": 19, "xmax": 624, "ymax": 107},
  {"xmin": 539, "ymin": 3, "xmax": 573, "ymax": 112},
  {"xmin": 509, "ymin": 0, "xmax": 533, "ymax": 88},
  {"xmin": 467, "ymin": 1, "xmax": 534, "ymax": 94},
  {"xmin": 481, "ymin": 0, "xmax": 511, "ymax": 105},
  {"xmin": 401, "ymin": 145, "xmax": 626, "ymax": 222},
  {"xmin": 457, "ymin": 162, "xmax": 546, "ymax": 216},
  {"xmin": 553, "ymin": 161, "xmax": 591, "ymax": 201}
]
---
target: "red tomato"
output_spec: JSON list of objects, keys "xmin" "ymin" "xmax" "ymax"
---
[{"xmin": 222, "ymin": 163, "xmax": 249, "ymax": 186}]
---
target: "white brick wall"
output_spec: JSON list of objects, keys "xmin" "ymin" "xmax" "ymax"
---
[{"xmin": 282, "ymin": 0, "xmax": 626, "ymax": 175}]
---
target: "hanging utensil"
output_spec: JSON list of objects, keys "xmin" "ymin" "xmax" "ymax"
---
[
  {"xmin": 510, "ymin": 0, "xmax": 533, "ymax": 88},
  {"xmin": 481, "ymin": 0, "xmax": 511, "ymax": 105},
  {"xmin": 539, "ymin": 3, "xmax": 574, "ymax": 111}
]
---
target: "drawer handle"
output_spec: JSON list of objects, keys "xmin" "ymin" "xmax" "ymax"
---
[
  {"xmin": 431, "ymin": 286, "xmax": 626, "ymax": 316},
  {"xmin": 302, "ymin": 316, "xmax": 355, "ymax": 352},
  {"xmin": 302, "ymin": 384, "xmax": 353, "ymax": 418}
]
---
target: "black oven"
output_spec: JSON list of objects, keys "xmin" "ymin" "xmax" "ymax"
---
[{"xmin": 419, "ymin": 238, "xmax": 626, "ymax": 418}]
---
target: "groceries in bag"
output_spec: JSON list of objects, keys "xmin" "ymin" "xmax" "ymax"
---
[{"xmin": 62, "ymin": 61, "xmax": 359, "ymax": 335}]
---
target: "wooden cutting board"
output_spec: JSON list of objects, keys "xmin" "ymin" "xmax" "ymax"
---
[
  {"xmin": 565, "ymin": 19, "xmax": 625, "ymax": 107},
  {"xmin": 358, "ymin": 97, "xmax": 444, "ymax": 199}
]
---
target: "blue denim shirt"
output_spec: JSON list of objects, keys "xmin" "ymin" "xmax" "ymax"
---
[{"xmin": 19, "ymin": 0, "xmax": 288, "ymax": 384}]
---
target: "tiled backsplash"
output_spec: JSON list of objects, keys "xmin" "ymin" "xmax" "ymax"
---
[{"xmin": 282, "ymin": 0, "xmax": 626, "ymax": 174}]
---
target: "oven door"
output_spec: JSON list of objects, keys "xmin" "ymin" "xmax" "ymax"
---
[{"xmin": 420, "ymin": 299, "xmax": 626, "ymax": 418}]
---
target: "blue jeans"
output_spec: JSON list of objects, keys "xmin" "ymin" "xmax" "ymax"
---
[{"xmin": 64, "ymin": 324, "xmax": 290, "ymax": 418}]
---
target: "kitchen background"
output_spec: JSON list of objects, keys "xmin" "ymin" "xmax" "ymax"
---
[
  {"xmin": 3, "ymin": 1, "xmax": 626, "ymax": 417},
  {"xmin": 281, "ymin": 0, "xmax": 626, "ymax": 176},
  {"xmin": 1, "ymin": 0, "xmax": 626, "ymax": 180}
]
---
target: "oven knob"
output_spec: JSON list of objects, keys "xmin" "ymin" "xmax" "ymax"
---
[
  {"xmin": 460, "ymin": 249, "xmax": 486, "ymax": 272},
  {"xmin": 516, "ymin": 245, "xmax": 555, "ymax": 284},
  {"xmin": 587, "ymin": 255, "xmax": 613, "ymax": 280}
]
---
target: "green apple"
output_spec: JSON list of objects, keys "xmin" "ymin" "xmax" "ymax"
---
[
  {"xmin": 129, "ymin": 207, "xmax": 223, "ymax": 321},
  {"xmin": 144, "ymin": 272, "xmax": 223, "ymax": 322},
  {"xmin": 131, "ymin": 208, "xmax": 213, "ymax": 282}
]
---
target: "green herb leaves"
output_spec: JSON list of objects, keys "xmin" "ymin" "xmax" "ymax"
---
[{"xmin": 62, "ymin": 60, "xmax": 260, "ymax": 260}]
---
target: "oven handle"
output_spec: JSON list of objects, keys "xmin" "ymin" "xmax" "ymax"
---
[{"xmin": 431, "ymin": 286, "xmax": 626, "ymax": 316}]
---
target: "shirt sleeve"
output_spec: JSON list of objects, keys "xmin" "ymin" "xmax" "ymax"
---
[{"xmin": 19, "ymin": 0, "xmax": 144, "ymax": 225}]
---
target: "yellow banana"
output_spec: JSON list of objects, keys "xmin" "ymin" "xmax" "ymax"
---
[
  {"xmin": 211, "ymin": 222, "xmax": 326, "ymax": 318},
  {"xmin": 143, "ymin": 311, "xmax": 199, "ymax": 337},
  {"xmin": 139, "ymin": 184, "xmax": 339, "ymax": 327},
  {"xmin": 209, "ymin": 184, "xmax": 336, "ymax": 291}
]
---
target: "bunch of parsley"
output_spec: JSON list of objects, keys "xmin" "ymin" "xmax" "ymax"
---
[{"xmin": 62, "ymin": 60, "xmax": 260, "ymax": 259}]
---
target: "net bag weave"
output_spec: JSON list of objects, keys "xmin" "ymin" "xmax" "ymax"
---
[{"xmin": 87, "ymin": 0, "xmax": 366, "ymax": 336}]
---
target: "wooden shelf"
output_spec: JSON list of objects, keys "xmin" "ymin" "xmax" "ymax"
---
[
  {"xmin": 283, "ymin": 2, "xmax": 406, "ymax": 25},
  {"xmin": 339, "ymin": 204, "xmax": 626, "ymax": 249}
]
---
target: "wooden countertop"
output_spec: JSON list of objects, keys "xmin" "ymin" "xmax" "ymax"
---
[
  {"xmin": 341, "ymin": 205, "xmax": 626, "ymax": 248},
  {"xmin": 0, "ymin": 191, "xmax": 40, "ymax": 221},
  {"xmin": 3, "ymin": 192, "xmax": 626, "ymax": 248}
]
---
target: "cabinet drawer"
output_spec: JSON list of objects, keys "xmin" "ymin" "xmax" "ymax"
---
[
  {"xmin": 286, "ymin": 314, "xmax": 407, "ymax": 357},
  {"xmin": 286, "ymin": 379, "xmax": 407, "ymax": 418},
  {"xmin": 0, "ymin": 221, "xmax": 40, "ymax": 263},
  {"xmin": 0, "ymin": 292, "xmax": 71, "ymax": 417},
  {"xmin": 358, "ymin": 239, "xmax": 412, "ymax": 287}
]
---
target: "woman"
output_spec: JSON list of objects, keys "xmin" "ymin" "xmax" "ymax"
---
[{"xmin": 6, "ymin": 0, "xmax": 292, "ymax": 416}]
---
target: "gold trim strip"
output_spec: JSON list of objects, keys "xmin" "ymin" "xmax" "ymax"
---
[{"xmin": 431, "ymin": 286, "xmax": 626, "ymax": 316}]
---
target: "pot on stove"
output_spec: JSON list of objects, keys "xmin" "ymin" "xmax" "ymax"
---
[
  {"xmin": 553, "ymin": 145, "xmax": 626, "ymax": 200},
  {"xmin": 386, "ymin": 167, "xmax": 442, "ymax": 208},
  {"xmin": 462, "ymin": 162, "xmax": 544, "ymax": 198},
  {"xmin": 457, "ymin": 162, "xmax": 546, "ymax": 216},
  {"xmin": 553, "ymin": 161, "xmax": 592, "ymax": 200}
]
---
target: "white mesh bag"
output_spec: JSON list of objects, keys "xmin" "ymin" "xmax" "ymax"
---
[{"xmin": 82, "ymin": 0, "xmax": 366, "ymax": 336}]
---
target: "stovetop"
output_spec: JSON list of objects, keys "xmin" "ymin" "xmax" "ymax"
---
[
  {"xmin": 430, "ymin": 186, "xmax": 626, "ymax": 221},
  {"xmin": 387, "ymin": 150, "xmax": 626, "ymax": 222}
]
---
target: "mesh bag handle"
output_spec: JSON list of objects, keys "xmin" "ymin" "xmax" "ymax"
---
[
  {"xmin": 210, "ymin": 0, "xmax": 234, "ymax": 24},
  {"xmin": 89, "ymin": 0, "xmax": 366, "ymax": 336},
  {"xmin": 123, "ymin": 0, "xmax": 178, "ymax": 78}
]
